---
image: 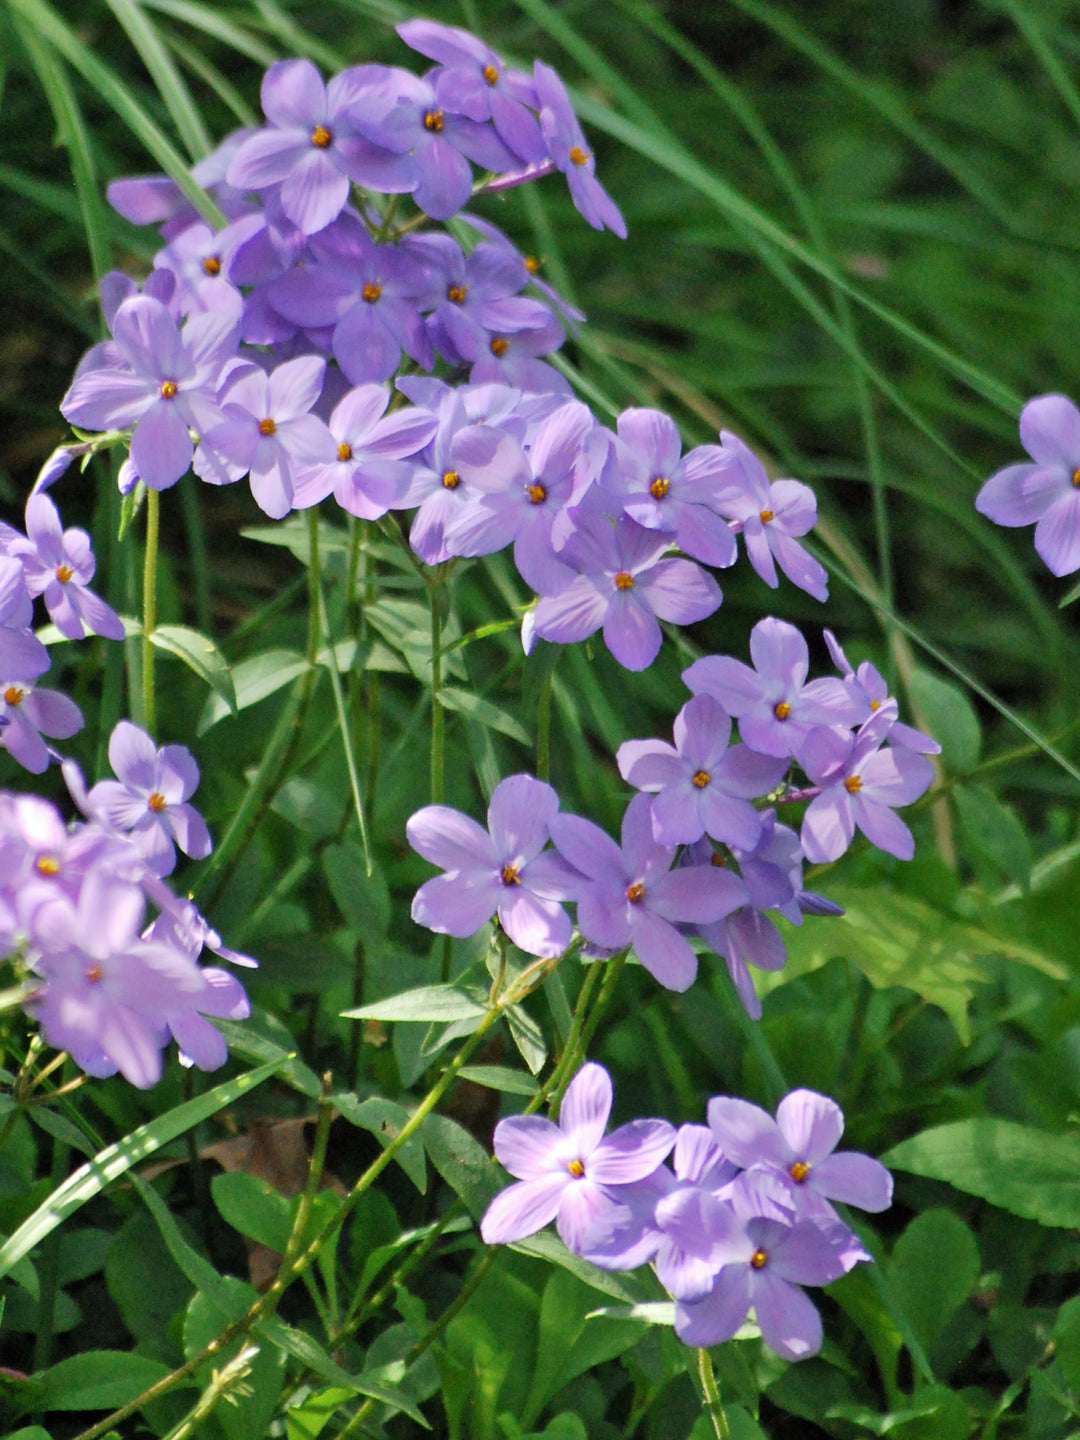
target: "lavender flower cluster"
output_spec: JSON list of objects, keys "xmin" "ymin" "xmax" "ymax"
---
[
  {"xmin": 479, "ymin": 1062, "xmax": 890, "ymax": 1360},
  {"xmin": 407, "ymin": 616, "xmax": 937, "ymax": 1014}
]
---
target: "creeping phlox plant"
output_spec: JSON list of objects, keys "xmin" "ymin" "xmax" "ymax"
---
[{"xmin": 1, "ymin": 16, "xmax": 942, "ymax": 1433}]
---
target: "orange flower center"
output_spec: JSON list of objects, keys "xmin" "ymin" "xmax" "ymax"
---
[
  {"xmin": 1072, "ymin": 468, "xmax": 1080, "ymax": 488},
  {"xmin": 483, "ymin": 63, "xmax": 499, "ymax": 85},
  {"xmin": 442, "ymin": 469, "xmax": 460, "ymax": 490},
  {"xmin": 790, "ymin": 1160, "xmax": 810, "ymax": 1183},
  {"xmin": 649, "ymin": 475, "xmax": 670, "ymax": 500},
  {"xmin": 311, "ymin": 124, "xmax": 332, "ymax": 148},
  {"xmin": 626, "ymin": 880, "xmax": 646, "ymax": 903},
  {"xmin": 85, "ymin": 963, "xmax": 104, "ymax": 984},
  {"xmin": 501, "ymin": 863, "xmax": 521, "ymax": 886},
  {"xmin": 490, "ymin": 335, "xmax": 509, "ymax": 356},
  {"xmin": 710, "ymin": 852, "xmax": 726, "ymax": 866},
  {"xmin": 35, "ymin": 855, "xmax": 60, "ymax": 876},
  {"xmin": 362, "ymin": 281, "xmax": 382, "ymax": 303},
  {"xmin": 148, "ymin": 791, "xmax": 168, "ymax": 811},
  {"xmin": 447, "ymin": 283, "xmax": 467, "ymax": 303},
  {"xmin": 691, "ymin": 769, "xmax": 711, "ymax": 788},
  {"xmin": 774, "ymin": 700, "xmax": 791, "ymax": 720},
  {"xmin": 567, "ymin": 1158, "xmax": 585, "ymax": 1177},
  {"xmin": 844, "ymin": 774, "xmax": 863, "ymax": 793},
  {"xmin": 524, "ymin": 254, "xmax": 540, "ymax": 274},
  {"xmin": 258, "ymin": 417, "xmax": 277, "ymax": 437},
  {"xmin": 569, "ymin": 145, "xmax": 590, "ymax": 166},
  {"xmin": 160, "ymin": 379, "xmax": 178, "ymax": 399},
  {"xmin": 870, "ymin": 697, "xmax": 882, "ymax": 711},
  {"xmin": 202, "ymin": 255, "xmax": 221, "ymax": 275},
  {"xmin": 614, "ymin": 571, "xmax": 634, "ymax": 590},
  {"xmin": 337, "ymin": 442, "xmax": 353, "ymax": 462},
  {"xmin": 55, "ymin": 564, "xmax": 74, "ymax": 584},
  {"xmin": 527, "ymin": 482, "xmax": 547, "ymax": 505},
  {"xmin": 759, "ymin": 508, "xmax": 774, "ymax": 524},
  {"xmin": 750, "ymin": 1248, "xmax": 768, "ymax": 1270},
  {"xmin": 424, "ymin": 109, "xmax": 444, "ymax": 132},
  {"xmin": 4, "ymin": 685, "xmax": 25, "ymax": 705}
]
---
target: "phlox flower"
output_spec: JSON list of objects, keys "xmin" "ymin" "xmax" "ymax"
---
[
  {"xmin": 0, "ymin": 679, "xmax": 83, "ymax": 774},
  {"xmin": 823, "ymin": 629, "xmax": 940, "ymax": 754},
  {"xmin": 533, "ymin": 62, "xmax": 626, "ymax": 237},
  {"xmin": 10, "ymin": 495, "xmax": 125, "ymax": 641},
  {"xmin": 479, "ymin": 1061, "xmax": 675, "ymax": 1249},
  {"xmin": 0, "ymin": 555, "xmax": 49, "ymax": 680}
]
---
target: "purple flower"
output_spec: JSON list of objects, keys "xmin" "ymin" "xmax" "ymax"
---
[
  {"xmin": 823, "ymin": 630, "xmax": 940, "ymax": 754},
  {"xmin": 713, "ymin": 432, "xmax": 828, "ymax": 601},
  {"xmin": 599, "ymin": 408, "xmax": 738, "ymax": 568},
  {"xmin": 533, "ymin": 62, "xmax": 626, "ymax": 238},
  {"xmin": 10, "ymin": 495, "xmax": 125, "ymax": 641},
  {"xmin": 86, "ymin": 720, "xmax": 212, "ymax": 878},
  {"xmin": 550, "ymin": 792, "xmax": 747, "ymax": 991},
  {"xmin": 683, "ymin": 617, "xmax": 861, "ymax": 759},
  {"xmin": 167, "ymin": 966, "xmax": 251, "ymax": 1071},
  {"xmin": 407, "ymin": 773, "xmax": 578, "ymax": 957},
  {"xmin": 479, "ymin": 1061, "xmax": 675, "ymax": 1249},
  {"xmin": 0, "ymin": 556, "xmax": 50, "ymax": 680},
  {"xmin": 707, "ymin": 1089, "xmax": 893, "ymax": 1219},
  {"xmin": 617, "ymin": 694, "xmax": 788, "ymax": 849},
  {"xmin": 107, "ymin": 128, "xmax": 256, "ymax": 238},
  {"xmin": 531, "ymin": 509, "xmax": 722, "ymax": 672},
  {"xmin": 227, "ymin": 60, "xmax": 417, "ymax": 234},
  {"xmin": 649, "ymin": 1124, "xmax": 741, "ymax": 1301},
  {"xmin": 0, "ymin": 679, "xmax": 83, "ymax": 774},
  {"xmin": 798, "ymin": 702, "xmax": 935, "ymax": 863},
  {"xmin": 424, "ymin": 236, "xmax": 553, "ymax": 366},
  {"xmin": 975, "ymin": 393, "xmax": 1080, "ymax": 576},
  {"xmin": 60, "ymin": 295, "xmax": 238, "ymax": 492},
  {"xmin": 467, "ymin": 316, "xmax": 569, "ymax": 394},
  {"xmin": 152, "ymin": 214, "xmax": 263, "ymax": 319}
]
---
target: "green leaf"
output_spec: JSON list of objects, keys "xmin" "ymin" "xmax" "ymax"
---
[
  {"xmin": 343, "ymin": 984, "xmax": 488, "ymax": 1025},
  {"xmin": 457, "ymin": 1065, "xmax": 538, "ymax": 1096},
  {"xmin": 884, "ymin": 1119, "xmax": 1080, "ymax": 1227},
  {"xmin": 34, "ymin": 1350, "xmax": 177, "ymax": 1412},
  {"xmin": 953, "ymin": 781, "xmax": 1031, "ymax": 890},
  {"xmin": 323, "ymin": 843, "xmax": 390, "ymax": 935},
  {"xmin": 1053, "ymin": 1295, "xmax": 1080, "ymax": 1391},
  {"xmin": 507, "ymin": 1003, "xmax": 547, "ymax": 1075},
  {"xmin": 906, "ymin": 669, "xmax": 980, "ymax": 770},
  {"xmin": 1058, "ymin": 574, "xmax": 1080, "ymax": 608},
  {"xmin": 438, "ymin": 686, "xmax": 530, "ymax": 746},
  {"xmin": 332, "ymin": 1094, "xmax": 427, "ymax": 1193},
  {"xmin": 0, "ymin": 1057, "xmax": 285, "ymax": 1280},
  {"xmin": 421, "ymin": 1114, "xmax": 500, "ymax": 1219},
  {"xmin": 214, "ymin": 1017, "xmax": 322, "ymax": 1100},
  {"xmin": 197, "ymin": 648, "xmax": 305, "ymax": 734},
  {"xmin": 511, "ymin": 1230, "xmax": 654, "ymax": 1304},
  {"xmin": 148, "ymin": 623, "xmax": 236, "ymax": 713},
  {"xmin": 211, "ymin": 1172, "xmax": 292, "ymax": 1254},
  {"xmin": 586, "ymin": 1302, "xmax": 676, "ymax": 1324},
  {"xmin": 266, "ymin": 1323, "xmax": 431, "ymax": 1427},
  {"xmin": 888, "ymin": 1209, "xmax": 979, "ymax": 1355}
]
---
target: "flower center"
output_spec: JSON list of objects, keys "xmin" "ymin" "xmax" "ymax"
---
[
  {"xmin": 614, "ymin": 571, "xmax": 634, "ymax": 590},
  {"xmin": 362, "ymin": 281, "xmax": 382, "ymax": 303},
  {"xmin": 35, "ymin": 855, "xmax": 60, "ymax": 876},
  {"xmin": 202, "ymin": 255, "xmax": 221, "ymax": 275},
  {"xmin": 774, "ymin": 700, "xmax": 791, "ymax": 720},
  {"xmin": 442, "ymin": 469, "xmax": 460, "ymax": 490},
  {"xmin": 759, "ymin": 508, "xmax": 774, "ymax": 524},
  {"xmin": 501, "ymin": 863, "xmax": 521, "ymax": 886},
  {"xmin": 148, "ymin": 791, "xmax": 168, "ymax": 811},
  {"xmin": 311, "ymin": 124, "xmax": 332, "ymax": 148},
  {"xmin": 490, "ymin": 335, "xmax": 509, "ymax": 356},
  {"xmin": 524, "ymin": 254, "xmax": 540, "ymax": 274},
  {"xmin": 84, "ymin": 963, "xmax": 104, "ymax": 984},
  {"xmin": 569, "ymin": 145, "xmax": 590, "ymax": 166},
  {"xmin": 649, "ymin": 475, "xmax": 670, "ymax": 500},
  {"xmin": 844, "ymin": 774, "xmax": 863, "ymax": 793},
  {"xmin": 3, "ymin": 686, "xmax": 25, "ymax": 705},
  {"xmin": 527, "ymin": 481, "xmax": 547, "ymax": 505},
  {"xmin": 750, "ymin": 1248, "xmax": 768, "ymax": 1270},
  {"xmin": 691, "ymin": 769, "xmax": 711, "ymax": 788},
  {"xmin": 160, "ymin": 379, "xmax": 178, "ymax": 399},
  {"xmin": 424, "ymin": 108, "xmax": 444, "ymax": 132},
  {"xmin": 55, "ymin": 564, "xmax": 74, "ymax": 583},
  {"xmin": 567, "ymin": 1158, "xmax": 585, "ymax": 1177},
  {"xmin": 483, "ymin": 63, "xmax": 499, "ymax": 85},
  {"xmin": 1072, "ymin": 468, "xmax": 1080, "ymax": 488},
  {"xmin": 626, "ymin": 880, "xmax": 646, "ymax": 903},
  {"xmin": 259, "ymin": 417, "xmax": 277, "ymax": 437},
  {"xmin": 870, "ymin": 697, "xmax": 882, "ymax": 711},
  {"xmin": 790, "ymin": 1160, "xmax": 810, "ymax": 1183},
  {"xmin": 447, "ymin": 283, "xmax": 467, "ymax": 303},
  {"xmin": 710, "ymin": 851, "xmax": 726, "ymax": 866},
  {"xmin": 337, "ymin": 441, "xmax": 353, "ymax": 462}
]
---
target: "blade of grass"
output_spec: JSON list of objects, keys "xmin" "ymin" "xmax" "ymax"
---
[
  {"xmin": 103, "ymin": 0, "xmax": 213, "ymax": 159},
  {"xmin": 161, "ymin": 28, "xmax": 259, "ymax": 129},
  {"xmin": 139, "ymin": 0, "xmax": 277, "ymax": 67},
  {"xmin": 996, "ymin": 0, "xmax": 1080, "ymax": 134}
]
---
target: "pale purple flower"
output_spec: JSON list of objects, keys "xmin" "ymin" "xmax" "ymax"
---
[
  {"xmin": 532, "ymin": 509, "xmax": 721, "ymax": 672},
  {"xmin": 0, "ymin": 555, "xmax": 50, "ymax": 680},
  {"xmin": 424, "ymin": 236, "xmax": 553, "ymax": 366},
  {"xmin": 823, "ymin": 630, "xmax": 940, "ymax": 754},
  {"xmin": 167, "ymin": 966, "xmax": 251, "ymax": 1071},
  {"xmin": 227, "ymin": 60, "xmax": 417, "ymax": 234},
  {"xmin": 407, "ymin": 773, "xmax": 578, "ymax": 957},
  {"xmin": 683, "ymin": 616, "xmax": 861, "ymax": 759},
  {"xmin": 975, "ymin": 393, "xmax": 1080, "ymax": 576},
  {"xmin": 0, "ymin": 679, "xmax": 83, "ymax": 774},
  {"xmin": 479, "ymin": 1061, "xmax": 675, "ymax": 1250},
  {"xmin": 533, "ymin": 62, "xmax": 626, "ymax": 238},
  {"xmin": 10, "ymin": 495, "xmax": 125, "ymax": 641},
  {"xmin": 107, "ymin": 128, "xmax": 256, "ymax": 238},
  {"xmin": 617, "ymin": 694, "xmax": 788, "ymax": 849},
  {"xmin": 86, "ymin": 720, "xmax": 212, "ymax": 879},
  {"xmin": 152, "ymin": 214, "xmax": 263, "ymax": 319},
  {"xmin": 798, "ymin": 702, "xmax": 934, "ymax": 863},
  {"xmin": 713, "ymin": 431, "xmax": 828, "ymax": 601},
  {"xmin": 649, "ymin": 1124, "xmax": 741, "ymax": 1301},
  {"xmin": 467, "ymin": 313, "xmax": 569, "ymax": 394},
  {"xmin": 550, "ymin": 792, "xmax": 747, "ymax": 991}
]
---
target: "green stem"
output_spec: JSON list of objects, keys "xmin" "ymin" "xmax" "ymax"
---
[
  {"xmin": 430, "ymin": 581, "xmax": 444, "ymax": 804},
  {"xmin": 142, "ymin": 486, "xmax": 159, "ymax": 734},
  {"xmin": 547, "ymin": 948, "xmax": 626, "ymax": 1118},
  {"xmin": 697, "ymin": 1348, "xmax": 732, "ymax": 1440},
  {"xmin": 536, "ymin": 667, "xmax": 554, "ymax": 783},
  {"xmin": 32, "ymin": 1064, "xmax": 73, "ymax": 1376}
]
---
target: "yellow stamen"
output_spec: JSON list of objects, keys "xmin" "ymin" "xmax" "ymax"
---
[
  {"xmin": 424, "ymin": 109, "xmax": 444, "ymax": 132},
  {"xmin": 202, "ymin": 255, "xmax": 221, "ymax": 276},
  {"xmin": 524, "ymin": 254, "xmax": 540, "ymax": 274},
  {"xmin": 447, "ymin": 283, "xmax": 467, "ymax": 303},
  {"xmin": 527, "ymin": 482, "xmax": 547, "ymax": 505},
  {"xmin": 501, "ymin": 863, "xmax": 521, "ymax": 885},
  {"xmin": 750, "ymin": 1248, "xmax": 768, "ymax": 1270},
  {"xmin": 362, "ymin": 281, "xmax": 382, "ymax": 303},
  {"xmin": 649, "ymin": 475, "xmax": 670, "ymax": 500},
  {"xmin": 490, "ymin": 335, "xmax": 509, "ymax": 356},
  {"xmin": 442, "ymin": 470, "xmax": 460, "ymax": 490},
  {"xmin": 4, "ymin": 686, "xmax": 25, "ymax": 705},
  {"xmin": 626, "ymin": 880, "xmax": 645, "ymax": 903},
  {"xmin": 790, "ymin": 1160, "xmax": 810, "ymax": 1183},
  {"xmin": 710, "ymin": 852, "xmax": 726, "ymax": 867},
  {"xmin": 160, "ymin": 379, "xmax": 178, "ymax": 399},
  {"xmin": 337, "ymin": 442, "xmax": 353, "ymax": 462},
  {"xmin": 614, "ymin": 571, "xmax": 634, "ymax": 589},
  {"xmin": 55, "ymin": 564, "xmax": 74, "ymax": 584},
  {"xmin": 85, "ymin": 963, "xmax": 104, "ymax": 983},
  {"xmin": 774, "ymin": 700, "xmax": 791, "ymax": 721},
  {"xmin": 148, "ymin": 791, "xmax": 168, "ymax": 811},
  {"xmin": 311, "ymin": 124, "xmax": 332, "ymax": 148},
  {"xmin": 759, "ymin": 508, "xmax": 774, "ymax": 524},
  {"xmin": 569, "ymin": 145, "xmax": 590, "ymax": 166},
  {"xmin": 36, "ymin": 855, "xmax": 60, "ymax": 876},
  {"xmin": 844, "ymin": 774, "xmax": 863, "ymax": 793},
  {"xmin": 258, "ymin": 417, "xmax": 277, "ymax": 437},
  {"xmin": 1072, "ymin": 468, "xmax": 1080, "ymax": 488},
  {"xmin": 870, "ymin": 698, "xmax": 882, "ymax": 711},
  {"xmin": 567, "ymin": 1158, "xmax": 585, "ymax": 1177},
  {"xmin": 691, "ymin": 769, "xmax": 711, "ymax": 788},
  {"xmin": 482, "ymin": 63, "xmax": 499, "ymax": 85}
]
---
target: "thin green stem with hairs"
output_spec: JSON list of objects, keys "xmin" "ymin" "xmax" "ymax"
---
[{"xmin": 141, "ymin": 485, "xmax": 159, "ymax": 733}]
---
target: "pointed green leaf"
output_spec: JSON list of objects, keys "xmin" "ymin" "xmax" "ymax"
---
[{"xmin": 149, "ymin": 623, "xmax": 236, "ymax": 712}]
